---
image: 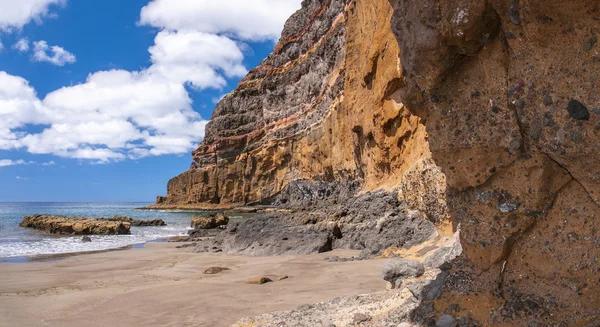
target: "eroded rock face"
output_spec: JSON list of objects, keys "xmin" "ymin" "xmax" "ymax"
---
[
  {"xmin": 386, "ymin": 0, "xmax": 600, "ymax": 325},
  {"xmin": 20, "ymin": 215, "xmax": 131, "ymax": 235},
  {"xmin": 157, "ymin": 0, "xmax": 599, "ymax": 324},
  {"xmin": 212, "ymin": 180, "xmax": 435, "ymax": 257}
]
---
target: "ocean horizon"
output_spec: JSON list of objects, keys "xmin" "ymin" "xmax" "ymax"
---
[{"xmin": 0, "ymin": 202, "xmax": 198, "ymax": 259}]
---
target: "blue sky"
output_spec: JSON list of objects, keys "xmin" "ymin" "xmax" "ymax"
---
[{"xmin": 0, "ymin": 0, "xmax": 300, "ymax": 202}]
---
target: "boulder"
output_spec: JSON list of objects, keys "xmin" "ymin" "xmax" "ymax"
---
[
  {"xmin": 81, "ymin": 236, "xmax": 92, "ymax": 243},
  {"xmin": 191, "ymin": 216, "xmax": 217, "ymax": 229},
  {"xmin": 20, "ymin": 215, "xmax": 131, "ymax": 235},
  {"xmin": 382, "ymin": 259, "xmax": 425, "ymax": 286},
  {"xmin": 215, "ymin": 213, "xmax": 229, "ymax": 227}
]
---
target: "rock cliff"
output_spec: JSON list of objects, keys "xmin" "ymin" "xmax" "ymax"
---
[{"xmin": 156, "ymin": 0, "xmax": 600, "ymax": 325}]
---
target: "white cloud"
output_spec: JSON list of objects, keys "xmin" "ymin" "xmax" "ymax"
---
[
  {"xmin": 0, "ymin": 39, "xmax": 4, "ymax": 51},
  {"xmin": 0, "ymin": 0, "xmax": 65, "ymax": 32},
  {"xmin": 147, "ymin": 30, "xmax": 247, "ymax": 89},
  {"xmin": 0, "ymin": 159, "xmax": 34, "ymax": 167},
  {"xmin": 139, "ymin": 0, "xmax": 301, "ymax": 41},
  {"xmin": 0, "ymin": 0, "xmax": 301, "ymax": 163},
  {"xmin": 32, "ymin": 40, "xmax": 76, "ymax": 66},
  {"xmin": 15, "ymin": 176, "xmax": 30, "ymax": 180},
  {"xmin": 0, "ymin": 158, "xmax": 56, "ymax": 167},
  {"xmin": 13, "ymin": 38, "xmax": 30, "ymax": 52}
]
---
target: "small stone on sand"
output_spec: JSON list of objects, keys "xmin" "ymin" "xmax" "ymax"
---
[
  {"xmin": 203, "ymin": 267, "xmax": 230, "ymax": 275},
  {"xmin": 248, "ymin": 276, "xmax": 273, "ymax": 285}
]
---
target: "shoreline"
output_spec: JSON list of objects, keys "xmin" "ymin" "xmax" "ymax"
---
[
  {"xmin": 0, "ymin": 243, "xmax": 147, "ymax": 264},
  {"xmin": 0, "ymin": 235, "xmax": 182, "ymax": 264},
  {"xmin": 0, "ymin": 242, "xmax": 386, "ymax": 327}
]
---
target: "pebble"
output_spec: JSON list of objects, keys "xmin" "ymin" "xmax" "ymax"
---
[
  {"xmin": 509, "ymin": 5, "xmax": 521, "ymax": 25},
  {"xmin": 497, "ymin": 202, "xmax": 520, "ymax": 213},
  {"xmin": 567, "ymin": 99, "xmax": 590, "ymax": 120},
  {"xmin": 436, "ymin": 314, "xmax": 456, "ymax": 327},
  {"xmin": 353, "ymin": 313, "xmax": 371, "ymax": 324},
  {"xmin": 584, "ymin": 36, "xmax": 597, "ymax": 52}
]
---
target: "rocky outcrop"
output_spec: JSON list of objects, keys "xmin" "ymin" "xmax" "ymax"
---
[
  {"xmin": 156, "ymin": 0, "xmax": 599, "ymax": 325},
  {"xmin": 104, "ymin": 216, "xmax": 166, "ymax": 227},
  {"xmin": 20, "ymin": 215, "xmax": 131, "ymax": 235},
  {"xmin": 195, "ymin": 180, "xmax": 435, "ymax": 257},
  {"xmin": 385, "ymin": 0, "xmax": 600, "ymax": 325}
]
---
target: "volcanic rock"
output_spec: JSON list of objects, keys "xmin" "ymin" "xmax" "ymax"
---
[
  {"xmin": 105, "ymin": 216, "xmax": 166, "ymax": 227},
  {"xmin": 20, "ymin": 215, "xmax": 131, "ymax": 235},
  {"xmin": 154, "ymin": 0, "xmax": 600, "ymax": 324},
  {"xmin": 382, "ymin": 259, "xmax": 425, "ymax": 287}
]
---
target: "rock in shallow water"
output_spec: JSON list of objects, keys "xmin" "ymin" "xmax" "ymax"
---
[
  {"xmin": 20, "ymin": 215, "xmax": 131, "ymax": 235},
  {"xmin": 105, "ymin": 216, "xmax": 166, "ymax": 227}
]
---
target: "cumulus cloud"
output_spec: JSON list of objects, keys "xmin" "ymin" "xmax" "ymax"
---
[
  {"xmin": 139, "ymin": 0, "xmax": 300, "ymax": 41},
  {"xmin": 0, "ymin": 0, "xmax": 301, "ymax": 163},
  {"xmin": 32, "ymin": 40, "xmax": 76, "ymax": 66},
  {"xmin": 13, "ymin": 38, "xmax": 30, "ymax": 52},
  {"xmin": 0, "ymin": 0, "xmax": 65, "ymax": 32}
]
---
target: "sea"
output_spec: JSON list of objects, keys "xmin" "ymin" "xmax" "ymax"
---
[{"xmin": 0, "ymin": 202, "xmax": 204, "ymax": 260}]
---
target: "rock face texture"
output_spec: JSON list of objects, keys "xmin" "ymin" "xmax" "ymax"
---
[
  {"xmin": 385, "ymin": 0, "xmax": 600, "ymax": 325},
  {"xmin": 105, "ymin": 216, "xmax": 166, "ymax": 227},
  {"xmin": 20, "ymin": 215, "xmax": 131, "ymax": 235},
  {"xmin": 156, "ymin": 0, "xmax": 599, "ymax": 325}
]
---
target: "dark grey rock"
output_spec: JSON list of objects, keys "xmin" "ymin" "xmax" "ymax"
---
[
  {"xmin": 382, "ymin": 259, "xmax": 425, "ymax": 283},
  {"xmin": 210, "ymin": 180, "xmax": 434, "ymax": 257},
  {"xmin": 497, "ymin": 202, "xmax": 520, "ymax": 213},
  {"xmin": 567, "ymin": 99, "xmax": 590, "ymax": 120},
  {"xmin": 423, "ymin": 239, "xmax": 462, "ymax": 268},
  {"xmin": 437, "ymin": 314, "xmax": 457, "ymax": 327},
  {"xmin": 514, "ymin": 99, "xmax": 525, "ymax": 109},
  {"xmin": 584, "ymin": 36, "xmax": 597, "ymax": 52},
  {"xmin": 81, "ymin": 236, "xmax": 92, "ymax": 243},
  {"xmin": 352, "ymin": 313, "xmax": 371, "ymax": 324},
  {"xmin": 543, "ymin": 95, "xmax": 553, "ymax": 106},
  {"xmin": 505, "ymin": 32, "xmax": 517, "ymax": 39},
  {"xmin": 509, "ymin": 4, "xmax": 521, "ymax": 25}
]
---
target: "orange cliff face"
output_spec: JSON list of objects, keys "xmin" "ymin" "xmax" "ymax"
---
[
  {"xmin": 155, "ymin": 0, "xmax": 600, "ymax": 325},
  {"xmin": 154, "ymin": 0, "xmax": 441, "ymax": 214}
]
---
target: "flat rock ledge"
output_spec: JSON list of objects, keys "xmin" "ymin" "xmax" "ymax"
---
[
  {"xmin": 20, "ymin": 215, "xmax": 135, "ymax": 235},
  {"xmin": 105, "ymin": 216, "xmax": 166, "ymax": 227}
]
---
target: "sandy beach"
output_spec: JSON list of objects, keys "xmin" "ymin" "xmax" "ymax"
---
[{"xmin": 0, "ymin": 243, "xmax": 386, "ymax": 327}]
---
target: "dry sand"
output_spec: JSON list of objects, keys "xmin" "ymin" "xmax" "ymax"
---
[{"xmin": 0, "ymin": 243, "xmax": 386, "ymax": 327}]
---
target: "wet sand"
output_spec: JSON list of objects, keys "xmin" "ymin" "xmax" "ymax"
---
[{"xmin": 0, "ymin": 243, "xmax": 386, "ymax": 327}]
